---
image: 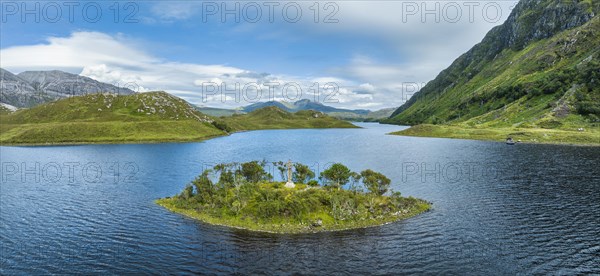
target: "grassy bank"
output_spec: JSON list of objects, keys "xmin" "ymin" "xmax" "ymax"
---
[
  {"xmin": 391, "ymin": 124, "xmax": 600, "ymax": 145},
  {"xmin": 156, "ymin": 161, "xmax": 431, "ymax": 234},
  {"xmin": 0, "ymin": 121, "xmax": 225, "ymax": 145}
]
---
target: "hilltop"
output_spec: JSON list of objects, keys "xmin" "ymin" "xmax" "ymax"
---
[
  {"xmin": 0, "ymin": 92, "xmax": 226, "ymax": 145},
  {"xmin": 385, "ymin": 0, "xmax": 600, "ymax": 145}
]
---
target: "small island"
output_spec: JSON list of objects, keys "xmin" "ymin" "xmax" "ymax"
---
[{"xmin": 156, "ymin": 160, "xmax": 431, "ymax": 233}]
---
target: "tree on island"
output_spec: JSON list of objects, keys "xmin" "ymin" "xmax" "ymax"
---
[
  {"xmin": 214, "ymin": 163, "xmax": 235, "ymax": 188},
  {"xmin": 192, "ymin": 170, "xmax": 214, "ymax": 202},
  {"xmin": 320, "ymin": 163, "xmax": 352, "ymax": 189},
  {"xmin": 238, "ymin": 160, "xmax": 271, "ymax": 183},
  {"xmin": 360, "ymin": 169, "xmax": 391, "ymax": 196},
  {"xmin": 292, "ymin": 163, "xmax": 315, "ymax": 184},
  {"xmin": 273, "ymin": 161, "xmax": 286, "ymax": 180}
]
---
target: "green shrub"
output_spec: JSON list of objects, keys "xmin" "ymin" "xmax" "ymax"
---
[{"xmin": 307, "ymin": 180, "xmax": 319, "ymax": 187}]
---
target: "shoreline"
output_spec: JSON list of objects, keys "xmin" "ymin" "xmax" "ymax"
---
[
  {"xmin": 0, "ymin": 133, "xmax": 228, "ymax": 147},
  {"xmin": 388, "ymin": 124, "xmax": 600, "ymax": 146},
  {"xmin": 156, "ymin": 198, "xmax": 432, "ymax": 234},
  {"xmin": 0, "ymin": 125, "xmax": 361, "ymax": 147}
]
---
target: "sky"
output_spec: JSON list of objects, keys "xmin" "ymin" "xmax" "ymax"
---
[{"xmin": 0, "ymin": 1, "xmax": 518, "ymax": 110}]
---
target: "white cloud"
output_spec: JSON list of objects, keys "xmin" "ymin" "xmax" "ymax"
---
[
  {"xmin": 1, "ymin": 32, "xmax": 156, "ymax": 70},
  {"xmin": 283, "ymin": 1, "xmax": 518, "ymax": 108},
  {"xmin": 0, "ymin": 31, "xmax": 379, "ymax": 109},
  {"xmin": 0, "ymin": 0, "xmax": 520, "ymax": 111}
]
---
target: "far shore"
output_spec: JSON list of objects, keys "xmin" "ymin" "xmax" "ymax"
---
[
  {"xmin": 389, "ymin": 124, "xmax": 600, "ymax": 146},
  {"xmin": 0, "ymin": 125, "xmax": 361, "ymax": 147}
]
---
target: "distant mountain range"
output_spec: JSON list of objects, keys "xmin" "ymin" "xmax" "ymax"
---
[
  {"xmin": 0, "ymin": 68, "xmax": 135, "ymax": 108},
  {"xmin": 198, "ymin": 99, "xmax": 396, "ymax": 121},
  {"xmin": 242, "ymin": 99, "xmax": 370, "ymax": 114},
  {"xmin": 0, "ymin": 68, "xmax": 394, "ymax": 121}
]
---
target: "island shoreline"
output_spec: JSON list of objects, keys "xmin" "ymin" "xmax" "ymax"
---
[{"xmin": 156, "ymin": 197, "xmax": 432, "ymax": 234}]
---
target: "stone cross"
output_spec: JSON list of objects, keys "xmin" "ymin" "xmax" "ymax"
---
[
  {"xmin": 287, "ymin": 160, "xmax": 293, "ymax": 181},
  {"xmin": 285, "ymin": 160, "xmax": 295, "ymax": 188}
]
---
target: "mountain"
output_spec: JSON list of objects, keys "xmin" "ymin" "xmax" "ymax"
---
[
  {"xmin": 328, "ymin": 107, "xmax": 397, "ymax": 121},
  {"xmin": 199, "ymin": 102, "xmax": 393, "ymax": 121},
  {"xmin": 0, "ymin": 68, "xmax": 135, "ymax": 108},
  {"xmin": 242, "ymin": 99, "xmax": 370, "ymax": 115},
  {"xmin": 366, "ymin": 107, "xmax": 397, "ymax": 118},
  {"xmin": 0, "ymin": 91, "xmax": 225, "ymax": 144},
  {"xmin": 0, "ymin": 68, "xmax": 44, "ymax": 108},
  {"xmin": 384, "ymin": 0, "xmax": 599, "ymax": 144},
  {"xmin": 221, "ymin": 106, "xmax": 358, "ymax": 130}
]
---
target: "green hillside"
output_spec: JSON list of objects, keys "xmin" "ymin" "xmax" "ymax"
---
[
  {"xmin": 222, "ymin": 106, "xmax": 358, "ymax": 131},
  {"xmin": 0, "ymin": 92, "xmax": 226, "ymax": 145},
  {"xmin": 385, "ymin": 0, "xmax": 600, "ymax": 145},
  {"xmin": 0, "ymin": 92, "xmax": 357, "ymax": 145},
  {"xmin": 329, "ymin": 107, "xmax": 397, "ymax": 122},
  {"xmin": 195, "ymin": 106, "xmax": 245, "ymax": 117}
]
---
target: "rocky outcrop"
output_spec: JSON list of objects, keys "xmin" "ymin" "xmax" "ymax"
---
[
  {"xmin": 0, "ymin": 68, "xmax": 135, "ymax": 108},
  {"xmin": 389, "ymin": 0, "xmax": 599, "ymax": 120},
  {"xmin": 0, "ymin": 68, "xmax": 41, "ymax": 108},
  {"xmin": 502, "ymin": 0, "xmax": 596, "ymax": 50}
]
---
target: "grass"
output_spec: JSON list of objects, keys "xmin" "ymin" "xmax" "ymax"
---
[
  {"xmin": 0, "ymin": 121, "xmax": 224, "ymax": 145},
  {"xmin": 0, "ymin": 92, "xmax": 227, "ymax": 145},
  {"xmin": 0, "ymin": 92, "xmax": 357, "ymax": 145},
  {"xmin": 391, "ymin": 124, "xmax": 600, "ymax": 145},
  {"xmin": 156, "ymin": 194, "xmax": 431, "ymax": 234}
]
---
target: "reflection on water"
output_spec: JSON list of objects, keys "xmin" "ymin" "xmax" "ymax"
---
[{"xmin": 1, "ymin": 123, "xmax": 599, "ymax": 274}]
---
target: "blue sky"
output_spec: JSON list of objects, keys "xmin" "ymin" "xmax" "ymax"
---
[{"xmin": 1, "ymin": 1, "xmax": 517, "ymax": 109}]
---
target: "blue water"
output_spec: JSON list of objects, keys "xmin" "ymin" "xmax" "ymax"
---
[{"xmin": 1, "ymin": 123, "xmax": 599, "ymax": 274}]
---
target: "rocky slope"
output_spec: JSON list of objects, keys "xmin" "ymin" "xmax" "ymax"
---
[
  {"xmin": 386, "ymin": 0, "xmax": 600, "ymax": 130},
  {"xmin": 0, "ymin": 68, "xmax": 135, "ymax": 108}
]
